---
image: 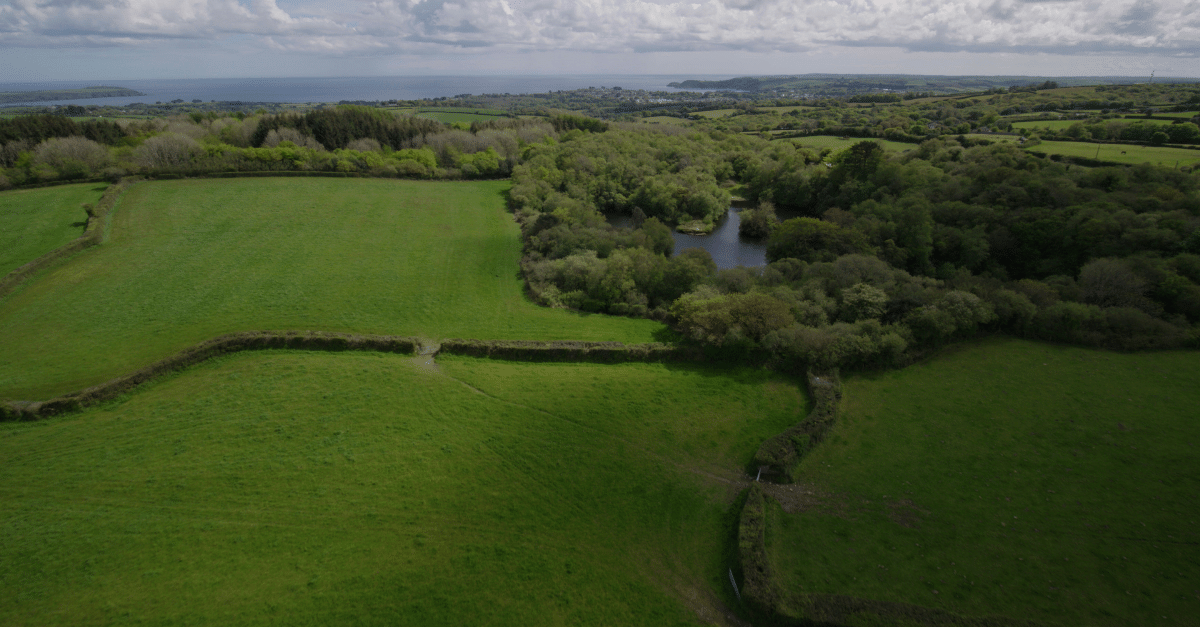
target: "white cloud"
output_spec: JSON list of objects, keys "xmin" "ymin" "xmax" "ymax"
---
[{"xmin": 1, "ymin": 0, "xmax": 1196, "ymax": 57}]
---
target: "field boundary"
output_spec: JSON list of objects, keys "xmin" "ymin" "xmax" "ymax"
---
[
  {"xmin": 0, "ymin": 176, "xmax": 139, "ymax": 300},
  {"xmin": 0, "ymin": 331, "xmax": 420, "ymax": 420},
  {"xmin": 1, "ymin": 335, "xmax": 725, "ymax": 421},
  {"xmin": 439, "ymin": 338, "xmax": 701, "ymax": 363},
  {"xmin": 751, "ymin": 371, "xmax": 841, "ymax": 483}
]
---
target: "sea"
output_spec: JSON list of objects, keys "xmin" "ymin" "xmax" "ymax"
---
[{"xmin": 0, "ymin": 75, "xmax": 723, "ymax": 107}]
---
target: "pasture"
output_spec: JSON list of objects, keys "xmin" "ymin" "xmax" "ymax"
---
[
  {"xmin": 1011, "ymin": 119, "xmax": 1179, "ymax": 131},
  {"xmin": 787, "ymin": 136, "xmax": 915, "ymax": 154},
  {"xmin": 637, "ymin": 116, "xmax": 689, "ymax": 124},
  {"xmin": 765, "ymin": 338, "xmax": 1200, "ymax": 626},
  {"xmin": 0, "ymin": 178, "xmax": 661, "ymax": 400},
  {"xmin": 416, "ymin": 108, "xmax": 510, "ymax": 124},
  {"xmin": 694, "ymin": 106, "xmax": 817, "ymax": 118},
  {"xmin": 1011, "ymin": 119, "xmax": 1101, "ymax": 131},
  {"xmin": 0, "ymin": 351, "xmax": 804, "ymax": 626},
  {"xmin": 0, "ymin": 182, "xmax": 106, "ymax": 276},
  {"xmin": 1025, "ymin": 140, "xmax": 1200, "ymax": 168}
]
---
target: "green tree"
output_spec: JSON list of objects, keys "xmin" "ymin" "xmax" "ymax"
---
[{"xmin": 766, "ymin": 217, "xmax": 870, "ymax": 263}]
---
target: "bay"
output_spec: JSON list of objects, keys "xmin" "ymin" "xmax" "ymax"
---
[{"xmin": 0, "ymin": 74, "xmax": 723, "ymax": 108}]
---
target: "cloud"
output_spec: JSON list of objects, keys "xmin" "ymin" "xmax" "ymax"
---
[{"xmin": 1, "ymin": 0, "xmax": 1196, "ymax": 57}]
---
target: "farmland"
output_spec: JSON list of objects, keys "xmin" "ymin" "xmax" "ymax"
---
[
  {"xmin": 3, "ymin": 77, "xmax": 1200, "ymax": 626},
  {"xmin": 785, "ymin": 135, "xmax": 916, "ymax": 154},
  {"xmin": 765, "ymin": 338, "xmax": 1200, "ymax": 626},
  {"xmin": 0, "ymin": 350, "xmax": 804, "ymax": 626},
  {"xmin": 0, "ymin": 178, "xmax": 660, "ymax": 400},
  {"xmin": 1025, "ymin": 140, "xmax": 1200, "ymax": 167},
  {"xmin": 410, "ymin": 107, "xmax": 511, "ymax": 124},
  {"xmin": 0, "ymin": 183, "xmax": 106, "ymax": 275}
]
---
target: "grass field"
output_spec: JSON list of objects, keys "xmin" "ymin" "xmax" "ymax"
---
[
  {"xmin": 1012, "ymin": 119, "xmax": 1179, "ymax": 131},
  {"xmin": 765, "ymin": 338, "xmax": 1200, "ymax": 626},
  {"xmin": 638, "ymin": 116, "xmax": 689, "ymax": 124},
  {"xmin": 0, "ymin": 178, "xmax": 661, "ymax": 400},
  {"xmin": 694, "ymin": 106, "xmax": 817, "ymax": 118},
  {"xmin": 0, "ymin": 183, "xmax": 107, "ymax": 276},
  {"xmin": 787, "ymin": 136, "xmax": 916, "ymax": 154},
  {"xmin": 0, "ymin": 350, "xmax": 804, "ymax": 626},
  {"xmin": 1012, "ymin": 120, "xmax": 1100, "ymax": 131},
  {"xmin": 416, "ymin": 109, "xmax": 510, "ymax": 124},
  {"xmin": 1025, "ymin": 141, "xmax": 1200, "ymax": 168},
  {"xmin": 963, "ymin": 133, "xmax": 1019, "ymax": 144}
]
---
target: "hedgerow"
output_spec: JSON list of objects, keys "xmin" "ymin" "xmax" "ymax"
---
[{"xmin": 0, "ymin": 331, "xmax": 417, "ymax": 421}]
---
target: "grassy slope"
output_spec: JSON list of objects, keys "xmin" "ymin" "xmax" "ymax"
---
[
  {"xmin": 0, "ymin": 178, "xmax": 661, "ymax": 400},
  {"xmin": 0, "ymin": 351, "xmax": 804, "ymax": 626},
  {"xmin": 765, "ymin": 338, "xmax": 1199, "ymax": 626},
  {"xmin": 1026, "ymin": 141, "xmax": 1200, "ymax": 167},
  {"xmin": 0, "ymin": 182, "xmax": 107, "ymax": 275}
]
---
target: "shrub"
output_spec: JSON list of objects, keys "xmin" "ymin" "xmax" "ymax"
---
[
  {"xmin": 134, "ymin": 133, "xmax": 203, "ymax": 169},
  {"xmin": 739, "ymin": 200, "xmax": 778, "ymax": 239},
  {"xmin": 33, "ymin": 136, "xmax": 110, "ymax": 175}
]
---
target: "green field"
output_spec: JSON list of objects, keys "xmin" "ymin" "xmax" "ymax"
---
[
  {"xmin": 1025, "ymin": 141, "xmax": 1200, "ymax": 167},
  {"xmin": 1011, "ymin": 119, "xmax": 1101, "ymax": 131},
  {"xmin": 0, "ymin": 350, "xmax": 803, "ymax": 626},
  {"xmin": 1011, "ymin": 118, "xmax": 1181, "ymax": 131},
  {"xmin": 0, "ymin": 178, "xmax": 661, "ymax": 400},
  {"xmin": 694, "ymin": 106, "xmax": 817, "ymax": 118},
  {"xmin": 0, "ymin": 183, "xmax": 107, "ymax": 276},
  {"xmin": 964, "ymin": 133, "xmax": 1019, "ymax": 143},
  {"xmin": 787, "ymin": 136, "xmax": 915, "ymax": 154},
  {"xmin": 416, "ymin": 109, "xmax": 510, "ymax": 124},
  {"xmin": 638, "ymin": 116, "xmax": 689, "ymax": 124},
  {"xmin": 765, "ymin": 339, "xmax": 1200, "ymax": 626}
]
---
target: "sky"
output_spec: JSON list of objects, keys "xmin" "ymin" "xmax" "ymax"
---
[{"xmin": 0, "ymin": 0, "xmax": 1197, "ymax": 81}]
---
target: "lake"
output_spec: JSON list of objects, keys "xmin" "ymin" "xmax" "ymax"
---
[{"xmin": 610, "ymin": 205, "xmax": 772, "ymax": 269}]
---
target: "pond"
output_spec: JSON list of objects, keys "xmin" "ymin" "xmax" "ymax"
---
[{"xmin": 609, "ymin": 205, "xmax": 777, "ymax": 269}]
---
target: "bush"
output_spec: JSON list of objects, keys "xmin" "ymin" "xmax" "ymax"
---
[
  {"xmin": 739, "ymin": 200, "xmax": 778, "ymax": 239},
  {"xmin": 134, "ymin": 133, "xmax": 203, "ymax": 169},
  {"xmin": 33, "ymin": 136, "xmax": 110, "ymax": 176}
]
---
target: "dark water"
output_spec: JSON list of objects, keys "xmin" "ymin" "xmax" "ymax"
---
[
  {"xmin": 611, "ymin": 206, "xmax": 770, "ymax": 269},
  {"xmin": 0, "ymin": 75, "xmax": 718, "ymax": 108}
]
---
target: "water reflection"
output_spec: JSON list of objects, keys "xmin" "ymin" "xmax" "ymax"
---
[{"xmin": 608, "ymin": 206, "xmax": 771, "ymax": 269}]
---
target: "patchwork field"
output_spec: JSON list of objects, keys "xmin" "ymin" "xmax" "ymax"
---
[
  {"xmin": 0, "ymin": 350, "xmax": 804, "ymax": 626},
  {"xmin": 0, "ymin": 182, "xmax": 107, "ymax": 275},
  {"xmin": 765, "ymin": 339, "xmax": 1200, "ymax": 626},
  {"xmin": 0, "ymin": 178, "xmax": 661, "ymax": 400}
]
